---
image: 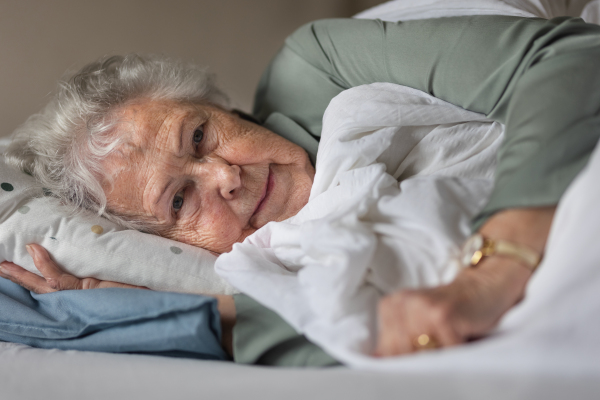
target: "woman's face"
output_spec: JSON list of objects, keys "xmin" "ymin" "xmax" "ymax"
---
[{"xmin": 103, "ymin": 99, "xmax": 315, "ymax": 253}]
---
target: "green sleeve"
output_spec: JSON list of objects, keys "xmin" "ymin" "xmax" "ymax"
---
[
  {"xmin": 232, "ymin": 294, "xmax": 339, "ymax": 367},
  {"xmin": 254, "ymin": 15, "xmax": 545, "ymax": 136},
  {"xmin": 254, "ymin": 15, "xmax": 600, "ymax": 228},
  {"xmin": 242, "ymin": 15, "xmax": 600, "ymax": 367}
]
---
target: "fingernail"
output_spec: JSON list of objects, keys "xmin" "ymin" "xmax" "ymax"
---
[
  {"xmin": 0, "ymin": 263, "xmax": 12, "ymax": 277},
  {"xmin": 26, "ymin": 245, "xmax": 35, "ymax": 258}
]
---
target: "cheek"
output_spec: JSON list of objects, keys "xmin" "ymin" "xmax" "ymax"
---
[
  {"xmin": 218, "ymin": 124, "xmax": 300, "ymax": 166},
  {"xmin": 285, "ymin": 168, "xmax": 313, "ymax": 214},
  {"xmin": 218, "ymin": 140, "xmax": 273, "ymax": 166},
  {"xmin": 164, "ymin": 204, "xmax": 245, "ymax": 253}
]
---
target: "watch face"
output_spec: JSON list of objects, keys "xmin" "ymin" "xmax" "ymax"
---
[{"xmin": 460, "ymin": 234, "xmax": 484, "ymax": 267}]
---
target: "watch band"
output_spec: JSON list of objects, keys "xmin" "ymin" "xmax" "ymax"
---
[{"xmin": 462, "ymin": 233, "xmax": 541, "ymax": 271}]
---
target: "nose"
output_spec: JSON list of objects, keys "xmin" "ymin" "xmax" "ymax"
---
[{"xmin": 210, "ymin": 163, "xmax": 242, "ymax": 200}]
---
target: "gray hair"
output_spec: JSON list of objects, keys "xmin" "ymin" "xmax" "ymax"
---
[{"xmin": 4, "ymin": 54, "xmax": 229, "ymax": 231}]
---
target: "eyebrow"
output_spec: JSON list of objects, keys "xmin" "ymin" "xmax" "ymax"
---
[
  {"xmin": 178, "ymin": 117, "xmax": 185, "ymax": 155},
  {"xmin": 154, "ymin": 130, "xmax": 181, "ymax": 210},
  {"xmin": 155, "ymin": 116, "xmax": 187, "ymax": 207},
  {"xmin": 179, "ymin": 112, "xmax": 207, "ymax": 155},
  {"xmin": 151, "ymin": 110, "xmax": 198, "ymax": 214},
  {"xmin": 152, "ymin": 177, "xmax": 177, "ymax": 223},
  {"xmin": 155, "ymin": 178, "xmax": 176, "ymax": 206}
]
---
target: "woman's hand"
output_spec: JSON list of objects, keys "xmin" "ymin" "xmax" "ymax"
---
[
  {"xmin": 375, "ymin": 206, "xmax": 555, "ymax": 357},
  {"xmin": 0, "ymin": 244, "xmax": 237, "ymax": 356},
  {"xmin": 375, "ymin": 256, "xmax": 529, "ymax": 356},
  {"xmin": 0, "ymin": 243, "xmax": 146, "ymax": 293}
]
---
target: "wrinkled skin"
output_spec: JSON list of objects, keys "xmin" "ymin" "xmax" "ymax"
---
[{"xmin": 103, "ymin": 100, "xmax": 315, "ymax": 253}]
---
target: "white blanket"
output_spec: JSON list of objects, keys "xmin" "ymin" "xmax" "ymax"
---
[
  {"xmin": 216, "ymin": 83, "xmax": 505, "ymax": 362},
  {"xmin": 355, "ymin": 0, "xmax": 599, "ymax": 23},
  {"xmin": 216, "ymin": 0, "xmax": 600, "ymax": 370},
  {"xmin": 217, "ymin": 82, "xmax": 600, "ymax": 371}
]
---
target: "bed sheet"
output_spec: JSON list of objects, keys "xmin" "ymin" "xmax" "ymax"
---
[{"xmin": 1, "ymin": 341, "xmax": 598, "ymax": 400}]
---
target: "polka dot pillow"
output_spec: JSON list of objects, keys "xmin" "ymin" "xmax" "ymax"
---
[{"xmin": 0, "ymin": 140, "xmax": 236, "ymax": 295}]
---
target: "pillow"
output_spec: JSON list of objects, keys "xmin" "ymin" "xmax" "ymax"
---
[
  {"xmin": 354, "ymin": 0, "xmax": 536, "ymax": 21},
  {"xmin": 0, "ymin": 139, "xmax": 236, "ymax": 295},
  {"xmin": 355, "ymin": 0, "xmax": 600, "ymax": 23}
]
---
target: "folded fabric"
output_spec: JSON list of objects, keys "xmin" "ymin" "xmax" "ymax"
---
[
  {"xmin": 216, "ymin": 83, "xmax": 503, "ymax": 359},
  {"xmin": 216, "ymin": 79, "xmax": 600, "ymax": 375},
  {"xmin": 0, "ymin": 278, "xmax": 228, "ymax": 360}
]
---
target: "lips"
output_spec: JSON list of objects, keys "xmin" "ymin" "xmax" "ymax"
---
[{"xmin": 253, "ymin": 166, "xmax": 273, "ymax": 218}]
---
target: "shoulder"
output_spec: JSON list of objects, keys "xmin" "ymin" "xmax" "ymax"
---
[{"xmin": 284, "ymin": 18, "xmax": 384, "ymax": 58}]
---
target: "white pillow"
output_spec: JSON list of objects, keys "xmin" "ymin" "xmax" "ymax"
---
[
  {"xmin": 355, "ymin": 0, "xmax": 600, "ymax": 23},
  {"xmin": 354, "ymin": 0, "xmax": 537, "ymax": 21},
  {"xmin": 0, "ymin": 140, "xmax": 236, "ymax": 295}
]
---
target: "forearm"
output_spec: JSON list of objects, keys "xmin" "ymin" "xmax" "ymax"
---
[
  {"xmin": 376, "ymin": 206, "xmax": 556, "ymax": 356},
  {"xmin": 479, "ymin": 206, "xmax": 556, "ymax": 256},
  {"xmin": 475, "ymin": 207, "xmax": 556, "ymax": 301},
  {"xmin": 453, "ymin": 206, "xmax": 556, "ymax": 335},
  {"xmin": 231, "ymin": 294, "xmax": 339, "ymax": 366},
  {"xmin": 214, "ymin": 294, "xmax": 236, "ymax": 356}
]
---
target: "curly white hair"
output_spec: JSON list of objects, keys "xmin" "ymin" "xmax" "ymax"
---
[{"xmin": 4, "ymin": 54, "xmax": 228, "ymax": 231}]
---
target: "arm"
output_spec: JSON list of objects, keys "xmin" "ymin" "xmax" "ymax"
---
[
  {"xmin": 376, "ymin": 206, "xmax": 555, "ymax": 355},
  {"xmin": 0, "ymin": 244, "xmax": 147, "ymax": 292},
  {"xmin": 233, "ymin": 294, "xmax": 338, "ymax": 366},
  {"xmin": 0, "ymin": 245, "xmax": 335, "ymax": 366},
  {"xmin": 0, "ymin": 244, "xmax": 236, "ymax": 356},
  {"xmin": 255, "ymin": 15, "xmax": 543, "ymax": 133},
  {"xmin": 256, "ymin": 16, "xmax": 600, "ymax": 225},
  {"xmin": 254, "ymin": 15, "xmax": 600, "ymax": 357}
]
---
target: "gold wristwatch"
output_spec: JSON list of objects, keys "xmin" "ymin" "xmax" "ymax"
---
[{"xmin": 460, "ymin": 233, "xmax": 541, "ymax": 271}]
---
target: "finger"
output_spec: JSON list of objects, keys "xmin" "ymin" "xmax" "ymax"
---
[
  {"xmin": 0, "ymin": 261, "xmax": 56, "ymax": 294},
  {"xmin": 26, "ymin": 244, "xmax": 64, "ymax": 280},
  {"xmin": 432, "ymin": 317, "xmax": 463, "ymax": 348},
  {"xmin": 375, "ymin": 332, "xmax": 411, "ymax": 357},
  {"xmin": 94, "ymin": 280, "xmax": 149, "ymax": 290},
  {"xmin": 375, "ymin": 296, "xmax": 400, "ymax": 356},
  {"xmin": 375, "ymin": 294, "xmax": 414, "ymax": 357},
  {"xmin": 27, "ymin": 244, "xmax": 85, "ymax": 291},
  {"xmin": 405, "ymin": 292, "xmax": 456, "ymax": 351},
  {"xmin": 27, "ymin": 244, "xmax": 149, "ymax": 291}
]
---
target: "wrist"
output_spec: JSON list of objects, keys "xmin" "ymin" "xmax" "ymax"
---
[
  {"xmin": 479, "ymin": 206, "xmax": 556, "ymax": 254},
  {"xmin": 214, "ymin": 295, "xmax": 236, "ymax": 357},
  {"xmin": 460, "ymin": 255, "xmax": 531, "ymax": 308}
]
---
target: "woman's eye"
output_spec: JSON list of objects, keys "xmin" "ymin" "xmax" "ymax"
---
[
  {"xmin": 193, "ymin": 127, "xmax": 204, "ymax": 145},
  {"xmin": 172, "ymin": 191, "xmax": 184, "ymax": 212}
]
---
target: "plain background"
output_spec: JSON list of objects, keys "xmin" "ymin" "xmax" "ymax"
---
[{"xmin": 0, "ymin": 0, "xmax": 384, "ymax": 139}]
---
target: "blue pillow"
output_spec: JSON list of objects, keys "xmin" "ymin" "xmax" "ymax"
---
[{"xmin": 0, "ymin": 278, "xmax": 228, "ymax": 360}]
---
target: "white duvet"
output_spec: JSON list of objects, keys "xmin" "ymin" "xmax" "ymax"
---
[
  {"xmin": 215, "ymin": 0, "xmax": 600, "ymax": 370},
  {"xmin": 217, "ymin": 83, "xmax": 600, "ymax": 371},
  {"xmin": 216, "ymin": 83, "xmax": 505, "ymax": 362}
]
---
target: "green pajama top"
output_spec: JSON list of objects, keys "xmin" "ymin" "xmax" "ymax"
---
[{"xmin": 233, "ymin": 15, "xmax": 600, "ymax": 367}]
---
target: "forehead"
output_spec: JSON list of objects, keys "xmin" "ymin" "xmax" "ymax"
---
[
  {"xmin": 117, "ymin": 99, "xmax": 205, "ymax": 156},
  {"xmin": 101, "ymin": 99, "xmax": 204, "ymax": 217}
]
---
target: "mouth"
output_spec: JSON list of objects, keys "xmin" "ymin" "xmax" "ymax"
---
[{"xmin": 253, "ymin": 165, "xmax": 273, "ymax": 218}]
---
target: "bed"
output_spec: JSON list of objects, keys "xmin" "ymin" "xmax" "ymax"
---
[
  {"xmin": 2, "ymin": 1, "xmax": 600, "ymax": 399},
  {"xmin": 2, "ymin": 340, "xmax": 599, "ymax": 400}
]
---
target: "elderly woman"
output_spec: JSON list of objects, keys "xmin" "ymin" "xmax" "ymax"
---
[{"xmin": 1, "ymin": 15, "xmax": 600, "ymax": 365}]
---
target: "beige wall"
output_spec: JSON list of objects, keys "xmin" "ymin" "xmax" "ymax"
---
[{"xmin": 0, "ymin": 0, "xmax": 383, "ymax": 138}]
